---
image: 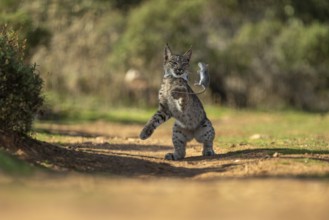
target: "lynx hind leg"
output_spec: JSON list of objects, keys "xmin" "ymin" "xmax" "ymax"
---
[
  {"xmin": 195, "ymin": 119, "xmax": 216, "ymax": 157},
  {"xmin": 165, "ymin": 122, "xmax": 193, "ymax": 160}
]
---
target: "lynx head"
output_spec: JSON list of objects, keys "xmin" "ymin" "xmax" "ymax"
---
[{"xmin": 163, "ymin": 44, "xmax": 192, "ymax": 81}]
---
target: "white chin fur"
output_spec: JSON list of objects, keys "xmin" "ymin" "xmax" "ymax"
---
[
  {"xmin": 171, "ymin": 70, "xmax": 188, "ymax": 81},
  {"xmin": 164, "ymin": 69, "xmax": 188, "ymax": 81}
]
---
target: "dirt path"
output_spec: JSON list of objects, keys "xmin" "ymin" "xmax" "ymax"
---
[
  {"xmin": 31, "ymin": 119, "xmax": 329, "ymax": 179},
  {"xmin": 1, "ymin": 118, "xmax": 329, "ymax": 220}
]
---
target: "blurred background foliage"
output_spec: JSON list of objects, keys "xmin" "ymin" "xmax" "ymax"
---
[{"xmin": 1, "ymin": 0, "xmax": 328, "ymax": 114}]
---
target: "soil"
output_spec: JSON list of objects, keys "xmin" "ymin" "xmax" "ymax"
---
[{"xmin": 1, "ymin": 119, "xmax": 329, "ymax": 220}]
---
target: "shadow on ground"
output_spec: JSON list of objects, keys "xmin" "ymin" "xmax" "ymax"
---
[
  {"xmin": 185, "ymin": 148, "xmax": 329, "ymax": 163},
  {"xmin": 63, "ymin": 142, "xmax": 173, "ymax": 152}
]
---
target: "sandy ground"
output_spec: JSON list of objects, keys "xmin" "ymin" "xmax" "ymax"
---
[{"xmin": 1, "ymin": 117, "xmax": 329, "ymax": 220}]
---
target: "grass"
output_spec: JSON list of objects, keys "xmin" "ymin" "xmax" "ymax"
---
[
  {"xmin": 39, "ymin": 104, "xmax": 231, "ymax": 124},
  {"xmin": 34, "ymin": 105, "xmax": 329, "ymax": 153},
  {"xmin": 39, "ymin": 106, "xmax": 156, "ymax": 124},
  {"xmin": 67, "ymin": 107, "xmax": 155, "ymax": 124},
  {"xmin": 211, "ymin": 108, "xmax": 329, "ymax": 151},
  {"xmin": 0, "ymin": 149, "xmax": 35, "ymax": 175}
]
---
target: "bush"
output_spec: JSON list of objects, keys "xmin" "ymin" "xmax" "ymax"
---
[
  {"xmin": 0, "ymin": 26, "xmax": 43, "ymax": 134},
  {"xmin": 273, "ymin": 20, "xmax": 329, "ymax": 111},
  {"xmin": 215, "ymin": 19, "xmax": 329, "ymax": 111},
  {"xmin": 110, "ymin": 0, "xmax": 205, "ymax": 76}
]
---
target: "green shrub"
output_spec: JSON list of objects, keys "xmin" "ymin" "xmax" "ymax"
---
[
  {"xmin": 0, "ymin": 26, "xmax": 43, "ymax": 134},
  {"xmin": 273, "ymin": 20, "xmax": 329, "ymax": 111},
  {"xmin": 216, "ymin": 18, "xmax": 329, "ymax": 111},
  {"xmin": 274, "ymin": 20, "xmax": 329, "ymax": 67},
  {"xmin": 110, "ymin": 0, "xmax": 205, "ymax": 73}
]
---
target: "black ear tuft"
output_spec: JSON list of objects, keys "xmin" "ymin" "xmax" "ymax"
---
[
  {"xmin": 183, "ymin": 46, "xmax": 192, "ymax": 61},
  {"xmin": 164, "ymin": 43, "xmax": 172, "ymax": 62}
]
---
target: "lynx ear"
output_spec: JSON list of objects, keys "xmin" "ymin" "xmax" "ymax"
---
[
  {"xmin": 164, "ymin": 43, "xmax": 172, "ymax": 62},
  {"xmin": 183, "ymin": 46, "xmax": 192, "ymax": 62}
]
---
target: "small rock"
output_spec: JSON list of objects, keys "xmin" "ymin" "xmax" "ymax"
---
[
  {"xmin": 272, "ymin": 152, "xmax": 280, "ymax": 158},
  {"xmin": 95, "ymin": 136, "xmax": 106, "ymax": 144},
  {"xmin": 15, "ymin": 149, "xmax": 25, "ymax": 156},
  {"xmin": 127, "ymin": 138, "xmax": 136, "ymax": 142},
  {"xmin": 249, "ymin": 134, "xmax": 262, "ymax": 140}
]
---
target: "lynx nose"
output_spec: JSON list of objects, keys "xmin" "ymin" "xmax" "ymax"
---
[{"xmin": 176, "ymin": 68, "xmax": 184, "ymax": 75}]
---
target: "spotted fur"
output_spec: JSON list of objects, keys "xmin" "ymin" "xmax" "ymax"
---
[{"xmin": 139, "ymin": 44, "xmax": 215, "ymax": 160}]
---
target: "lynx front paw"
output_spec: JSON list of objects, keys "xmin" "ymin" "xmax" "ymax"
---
[{"xmin": 139, "ymin": 127, "xmax": 153, "ymax": 140}]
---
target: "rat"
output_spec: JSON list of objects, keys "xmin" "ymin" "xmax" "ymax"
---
[
  {"xmin": 194, "ymin": 62, "xmax": 209, "ymax": 91},
  {"xmin": 172, "ymin": 62, "xmax": 210, "ymax": 95}
]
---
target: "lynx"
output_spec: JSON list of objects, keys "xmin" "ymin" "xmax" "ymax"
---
[{"xmin": 139, "ymin": 44, "xmax": 215, "ymax": 160}]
